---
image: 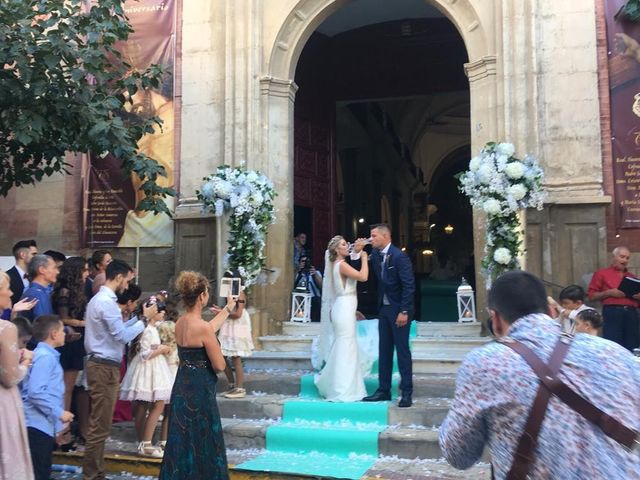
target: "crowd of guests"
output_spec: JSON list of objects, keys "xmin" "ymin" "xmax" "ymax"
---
[{"xmin": 0, "ymin": 239, "xmax": 254, "ymax": 480}]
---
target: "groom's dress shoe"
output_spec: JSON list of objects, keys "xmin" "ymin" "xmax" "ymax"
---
[
  {"xmin": 362, "ymin": 391, "xmax": 391, "ymax": 402},
  {"xmin": 398, "ymin": 394, "xmax": 412, "ymax": 408}
]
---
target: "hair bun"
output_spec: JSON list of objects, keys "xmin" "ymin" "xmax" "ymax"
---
[{"xmin": 175, "ymin": 271, "xmax": 208, "ymax": 308}]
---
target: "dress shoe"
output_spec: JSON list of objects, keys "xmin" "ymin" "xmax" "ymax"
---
[
  {"xmin": 362, "ymin": 390, "xmax": 391, "ymax": 402},
  {"xmin": 398, "ymin": 393, "xmax": 412, "ymax": 408}
]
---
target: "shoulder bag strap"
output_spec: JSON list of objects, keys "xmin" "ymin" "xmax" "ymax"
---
[
  {"xmin": 497, "ymin": 335, "xmax": 639, "ymax": 480},
  {"xmin": 496, "ymin": 335, "xmax": 572, "ymax": 480},
  {"xmin": 501, "ymin": 336, "xmax": 638, "ymax": 449}
]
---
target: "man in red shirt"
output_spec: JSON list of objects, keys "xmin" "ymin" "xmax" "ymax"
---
[{"xmin": 588, "ymin": 246, "xmax": 640, "ymax": 351}]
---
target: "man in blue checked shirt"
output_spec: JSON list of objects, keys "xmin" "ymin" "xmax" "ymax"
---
[{"xmin": 21, "ymin": 315, "xmax": 74, "ymax": 480}]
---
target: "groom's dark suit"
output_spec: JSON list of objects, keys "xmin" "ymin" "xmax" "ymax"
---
[{"xmin": 371, "ymin": 243, "xmax": 415, "ymax": 397}]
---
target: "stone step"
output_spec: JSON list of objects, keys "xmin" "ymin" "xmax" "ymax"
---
[
  {"xmin": 259, "ymin": 335, "xmax": 313, "ymax": 352},
  {"xmin": 417, "ymin": 321, "xmax": 483, "ymax": 337},
  {"xmin": 282, "ymin": 321, "xmax": 485, "ymax": 338},
  {"xmin": 411, "ymin": 336, "xmax": 490, "ymax": 355},
  {"xmin": 245, "ymin": 350, "xmax": 468, "ymax": 375},
  {"xmin": 224, "ymin": 370, "xmax": 457, "ymax": 398},
  {"xmin": 54, "ymin": 442, "xmax": 491, "ymax": 479},
  {"xmin": 282, "ymin": 321, "xmax": 320, "ymax": 336},
  {"xmin": 259, "ymin": 334, "xmax": 488, "ymax": 355},
  {"xmin": 217, "ymin": 394, "xmax": 451, "ymax": 427},
  {"xmin": 110, "ymin": 418, "xmax": 456, "ymax": 460},
  {"xmin": 244, "ymin": 350, "xmax": 313, "ymax": 370}
]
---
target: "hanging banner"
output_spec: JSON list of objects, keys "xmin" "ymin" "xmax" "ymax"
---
[
  {"xmin": 83, "ymin": 0, "xmax": 176, "ymax": 248},
  {"xmin": 605, "ymin": 1, "xmax": 640, "ymax": 227}
]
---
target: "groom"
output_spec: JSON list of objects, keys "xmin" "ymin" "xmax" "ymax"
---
[{"xmin": 356, "ymin": 223, "xmax": 415, "ymax": 407}]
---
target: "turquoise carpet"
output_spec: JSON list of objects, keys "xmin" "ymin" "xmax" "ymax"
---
[
  {"xmin": 235, "ymin": 320, "xmax": 417, "ymax": 479},
  {"xmin": 235, "ymin": 399, "xmax": 388, "ymax": 479}
]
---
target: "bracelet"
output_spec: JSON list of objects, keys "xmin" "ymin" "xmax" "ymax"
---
[{"xmin": 225, "ymin": 306, "xmax": 232, "ymax": 314}]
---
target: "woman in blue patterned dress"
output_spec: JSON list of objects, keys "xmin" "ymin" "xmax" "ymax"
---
[{"xmin": 159, "ymin": 271, "xmax": 237, "ymax": 479}]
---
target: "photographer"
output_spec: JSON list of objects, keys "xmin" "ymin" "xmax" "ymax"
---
[
  {"xmin": 439, "ymin": 271, "xmax": 640, "ymax": 479},
  {"xmin": 294, "ymin": 255, "xmax": 323, "ymax": 322}
]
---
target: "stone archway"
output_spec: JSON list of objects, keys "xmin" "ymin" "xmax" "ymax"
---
[{"xmin": 258, "ymin": 0, "xmax": 499, "ymax": 321}]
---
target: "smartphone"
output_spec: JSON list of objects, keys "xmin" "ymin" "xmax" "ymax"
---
[{"xmin": 219, "ymin": 278, "xmax": 241, "ymax": 299}]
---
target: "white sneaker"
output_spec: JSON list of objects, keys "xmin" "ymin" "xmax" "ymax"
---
[
  {"xmin": 138, "ymin": 441, "xmax": 163, "ymax": 458},
  {"xmin": 223, "ymin": 387, "xmax": 246, "ymax": 399}
]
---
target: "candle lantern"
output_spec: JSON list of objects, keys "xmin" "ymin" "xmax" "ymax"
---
[
  {"xmin": 456, "ymin": 277, "xmax": 476, "ymax": 323},
  {"xmin": 290, "ymin": 291, "xmax": 312, "ymax": 323}
]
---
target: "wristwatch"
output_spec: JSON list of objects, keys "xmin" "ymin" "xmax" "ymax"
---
[{"xmin": 400, "ymin": 310, "xmax": 408, "ymax": 315}]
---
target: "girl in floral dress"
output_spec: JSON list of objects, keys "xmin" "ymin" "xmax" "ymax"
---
[{"xmin": 120, "ymin": 299, "xmax": 173, "ymax": 457}]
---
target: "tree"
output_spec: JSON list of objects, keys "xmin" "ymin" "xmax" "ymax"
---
[{"xmin": 0, "ymin": 0, "xmax": 175, "ymax": 214}]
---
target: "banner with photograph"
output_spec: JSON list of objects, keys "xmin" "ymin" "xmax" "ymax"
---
[
  {"xmin": 83, "ymin": 0, "xmax": 176, "ymax": 247},
  {"xmin": 605, "ymin": 0, "xmax": 640, "ymax": 227}
]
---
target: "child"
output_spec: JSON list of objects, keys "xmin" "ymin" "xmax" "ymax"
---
[
  {"xmin": 157, "ymin": 318, "xmax": 177, "ymax": 449},
  {"xmin": 11, "ymin": 315, "xmax": 32, "ymax": 349},
  {"xmin": 119, "ymin": 297, "xmax": 173, "ymax": 458},
  {"xmin": 21, "ymin": 315, "xmax": 74, "ymax": 480},
  {"xmin": 218, "ymin": 273, "xmax": 254, "ymax": 399},
  {"xmin": 557, "ymin": 285, "xmax": 591, "ymax": 334},
  {"xmin": 574, "ymin": 309, "xmax": 603, "ymax": 336}
]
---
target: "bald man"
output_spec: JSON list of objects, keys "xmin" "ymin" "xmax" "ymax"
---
[{"xmin": 588, "ymin": 246, "xmax": 640, "ymax": 351}]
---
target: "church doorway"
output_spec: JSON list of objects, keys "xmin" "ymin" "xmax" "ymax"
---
[{"xmin": 292, "ymin": 0, "xmax": 472, "ymax": 320}]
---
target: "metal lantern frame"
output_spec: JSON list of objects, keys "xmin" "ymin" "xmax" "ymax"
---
[
  {"xmin": 456, "ymin": 283, "xmax": 477, "ymax": 323},
  {"xmin": 290, "ymin": 291, "xmax": 312, "ymax": 323}
]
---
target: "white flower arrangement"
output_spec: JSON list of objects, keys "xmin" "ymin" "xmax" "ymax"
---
[
  {"xmin": 458, "ymin": 142, "xmax": 546, "ymax": 281},
  {"xmin": 197, "ymin": 165, "xmax": 277, "ymax": 286}
]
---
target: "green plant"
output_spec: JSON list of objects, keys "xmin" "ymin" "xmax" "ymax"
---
[
  {"xmin": 616, "ymin": 0, "xmax": 640, "ymax": 22},
  {"xmin": 0, "ymin": 0, "xmax": 175, "ymax": 214}
]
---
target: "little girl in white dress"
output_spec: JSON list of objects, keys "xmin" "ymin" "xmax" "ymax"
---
[
  {"xmin": 157, "ymin": 319, "xmax": 178, "ymax": 449},
  {"xmin": 219, "ymin": 285, "xmax": 254, "ymax": 399},
  {"xmin": 120, "ymin": 303, "xmax": 173, "ymax": 457}
]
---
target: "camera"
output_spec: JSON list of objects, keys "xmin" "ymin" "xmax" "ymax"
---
[
  {"xmin": 219, "ymin": 277, "xmax": 242, "ymax": 299},
  {"xmin": 300, "ymin": 255, "xmax": 312, "ymax": 273},
  {"xmin": 145, "ymin": 295, "xmax": 167, "ymax": 313}
]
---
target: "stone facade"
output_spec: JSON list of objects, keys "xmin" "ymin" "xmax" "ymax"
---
[{"xmin": 1, "ymin": 0, "xmax": 635, "ymax": 328}]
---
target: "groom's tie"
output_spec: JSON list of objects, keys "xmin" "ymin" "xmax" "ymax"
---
[{"xmin": 380, "ymin": 252, "xmax": 386, "ymax": 279}]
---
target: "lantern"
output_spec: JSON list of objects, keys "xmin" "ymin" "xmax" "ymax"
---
[
  {"xmin": 456, "ymin": 277, "xmax": 476, "ymax": 323},
  {"xmin": 290, "ymin": 291, "xmax": 312, "ymax": 323}
]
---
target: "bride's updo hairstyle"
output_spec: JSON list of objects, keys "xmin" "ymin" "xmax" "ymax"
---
[
  {"xmin": 327, "ymin": 235, "xmax": 344, "ymax": 262},
  {"xmin": 175, "ymin": 271, "xmax": 208, "ymax": 308}
]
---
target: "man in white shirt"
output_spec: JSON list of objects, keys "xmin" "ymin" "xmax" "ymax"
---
[{"xmin": 82, "ymin": 259, "xmax": 156, "ymax": 480}]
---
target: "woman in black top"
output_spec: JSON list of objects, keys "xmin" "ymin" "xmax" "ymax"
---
[{"xmin": 52, "ymin": 257, "xmax": 90, "ymax": 414}]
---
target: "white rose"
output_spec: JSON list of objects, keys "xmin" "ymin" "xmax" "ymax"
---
[
  {"xmin": 504, "ymin": 161, "xmax": 525, "ymax": 180},
  {"xmin": 508, "ymin": 184, "xmax": 527, "ymax": 201},
  {"xmin": 493, "ymin": 247, "xmax": 512, "ymax": 265},
  {"xmin": 246, "ymin": 171, "xmax": 258, "ymax": 183},
  {"xmin": 469, "ymin": 156, "xmax": 481, "ymax": 171},
  {"xmin": 496, "ymin": 143, "xmax": 515, "ymax": 157},
  {"xmin": 478, "ymin": 164, "xmax": 495, "ymax": 184},
  {"xmin": 483, "ymin": 199, "xmax": 502, "ymax": 215}
]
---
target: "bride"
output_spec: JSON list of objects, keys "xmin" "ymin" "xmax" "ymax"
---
[{"xmin": 314, "ymin": 235, "xmax": 369, "ymax": 402}]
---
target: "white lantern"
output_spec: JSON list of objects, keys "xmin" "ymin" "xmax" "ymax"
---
[
  {"xmin": 290, "ymin": 291, "xmax": 312, "ymax": 323},
  {"xmin": 456, "ymin": 277, "xmax": 476, "ymax": 323}
]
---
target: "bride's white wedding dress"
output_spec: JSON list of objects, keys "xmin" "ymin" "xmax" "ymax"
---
[{"xmin": 314, "ymin": 259, "xmax": 367, "ymax": 402}]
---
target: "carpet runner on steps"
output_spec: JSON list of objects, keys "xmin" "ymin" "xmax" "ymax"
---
[
  {"xmin": 235, "ymin": 320, "xmax": 417, "ymax": 479},
  {"xmin": 234, "ymin": 399, "xmax": 389, "ymax": 479}
]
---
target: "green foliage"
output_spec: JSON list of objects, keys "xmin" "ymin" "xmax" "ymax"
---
[
  {"xmin": 616, "ymin": 0, "xmax": 640, "ymax": 22},
  {"xmin": 0, "ymin": 0, "xmax": 175, "ymax": 214}
]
